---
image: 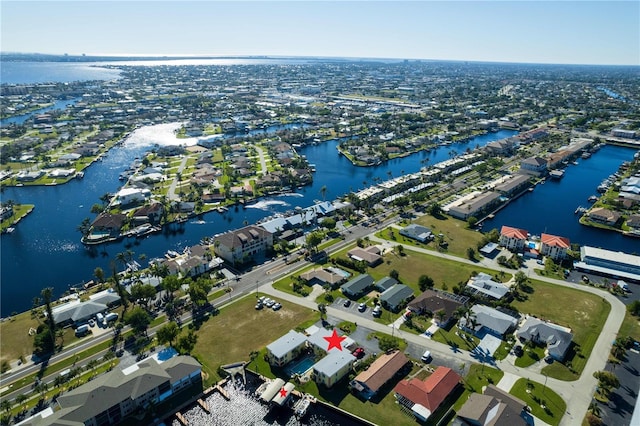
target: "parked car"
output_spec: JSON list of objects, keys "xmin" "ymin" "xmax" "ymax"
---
[
  {"xmin": 75, "ymin": 324, "xmax": 90, "ymax": 337},
  {"xmin": 358, "ymin": 303, "xmax": 367, "ymax": 312},
  {"xmin": 343, "ymin": 299, "xmax": 352, "ymax": 307},
  {"xmin": 272, "ymin": 303, "xmax": 282, "ymax": 311},
  {"xmin": 513, "ymin": 345, "xmax": 524, "ymax": 357},
  {"xmin": 372, "ymin": 305, "xmax": 382, "ymax": 317},
  {"xmin": 352, "ymin": 347, "xmax": 365, "ymax": 359},
  {"xmin": 265, "ymin": 299, "xmax": 275, "ymax": 308},
  {"xmin": 421, "ymin": 350, "xmax": 432, "ymax": 362},
  {"xmin": 255, "ymin": 302, "xmax": 263, "ymax": 310},
  {"xmin": 88, "ymin": 319, "xmax": 96, "ymax": 327}
]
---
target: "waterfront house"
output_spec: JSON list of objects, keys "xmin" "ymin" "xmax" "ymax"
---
[
  {"xmin": 132, "ymin": 202, "xmax": 164, "ymax": 225},
  {"xmin": 394, "ymin": 366, "xmax": 461, "ymax": 422},
  {"xmin": 456, "ymin": 384, "xmax": 528, "ymax": 426},
  {"xmin": 341, "ymin": 274, "xmax": 375, "ymax": 298},
  {"xmin": 492, "ymin": 174, "xmax": 532, "ymax": 196},
  {"xmin": 458, "ymin": 305, "xmax": 519, "ymax": 339},
  {"xmin": 399, "ymin": 224, "xmax": 433, "ymax": 243},
  {"xmin": 587, "ymin": 207, "xmax": 621, "ymax": 226},
  {"xmin": 306, "ymin": 327, "xmax": 353, "ymax": 354},
  {"xmin": 312, "ymin": 350, "xmax": 355, "ymax": 388},
  {"xmin": 499, "ymin": 226, "xmax": 528, "ymax": 251},
  {"xmin": 350, "ymin": 350, "xmax": 410, "ymax": 400},
  {"xmin": 486, "ymin": 138, "xmax": 518, "ymax": 156},
  {"xmin": 446, "ymin": 191, "xmax": 502, "ymax": 220},
  {"xmin": 347, "ymin": 246, "xmax": 382, "ymax": 266},
  {"xmin": 380, "ymin": 284, "xmax": 415, "ymax": 312},
  {"xmin": 626, "ymin": 214, "xmax": 640, "ymax": 230},
  {"xmin": 519, "ymin": 156, "xmax": 548, "ymax": 176},
  {"xmin": 0, "ymin": 205, "xmax": 13, "ymax": 220},
  {"xmin": 574, "ymin": 246, "xmax": 640, "ymax": 282},
  {"xmin": 464, "ymin": 273, "xmax": 510, "ymax": 301},
  {"xmin": 407, "ymin": 290, "xmax": 469, "ymax": 326},
  {"xmin": 90, "ymin": 212, "xmax": 127, "ymax": 238},
  {"xmin": 516, "ymin": 317, "xmax": 573, "ymax": 361},
  {"xmin": 114, "ymin": 187, "xmax": 151, "ymax": 206},
  {"xmin": 20, "ymin": 355, "xmax": 202, "ymax": 426},
  {"xmin": 540, "ymin": 233, "xmax": 571, "ymax": 260},
  {"xmin": 213, "ymin": 225, "xmax": 273, "ymax": 265},
  {"xmin": 51, "ymin": 299, "xmax": 109, "ymax": 327},
  {"xmin": 266, "ymin": 330, "xmax": 308, "ymax": 367}
]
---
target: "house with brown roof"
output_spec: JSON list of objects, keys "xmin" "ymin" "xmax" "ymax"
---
[
  {"xmin": 407, "ymin": 289, "xmax": 469, "ymax": 326},
  {"xmin": 455, "ymin": 384, "xmax": 528, "ymax": 426},
  {"xmin": 540, "ymin": 233, "xmax": 570, "ymax": 260},
  {"xmin": 300, "ymin": 267, "xmax": 349, "ymax": 288},
  {"xmin": 587, "ymin": 207, "xmax": 621, "ymax": 226},
  {"xmin": 499, "ymin": 225, "xmax": 528, "ymax": 251},
  {"xmin": 350, "ymin": 350, "xmax": 410, "ymax": 400},
  {"xmin": 213, "ymin": 225, "xmax": 273, "ymax": 265},
  {"xmin": 394, "ymin": 366, "xmax": 461, "ymax": 422},
  {"xmin": 132, "ymin": 202, "xmax": 164, "ymax": 225},
  {"xmin": 347, "ymin": 246, "xmax": 382, "ymax": 266}
]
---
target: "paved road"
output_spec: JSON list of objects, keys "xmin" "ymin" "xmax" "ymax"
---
[
  {"xmin": 256, "ymin": 232, "xmax": 626, "ymax": 426},
  {"xmin": 167, "ymin": 155, "xmax": 189, "ymax": 200}
]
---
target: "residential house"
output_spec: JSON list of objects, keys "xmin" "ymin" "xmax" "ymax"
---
[
  {"xmin": 516, "ymin": 317, "xmax": 573, "ymax": 361},
  {"xmin": 90, "ymin": 213, "xmax": 127, "ymax": 238},
  {"xmin": 306, "ymin": 327, "xmax": 354, "ymax": 355},
  {"xmin": 399, "ymin": 224, "xmax": 434, "ymax": 243},
  {"xmin": 375, "ymin": 276, "xmax": 398, "ymax": 292},
  {"xmin": 350, "ymin": 350, "xmax": 410, "ymax": 400},
  {"xmin": 20, "ymin": 355, "xmax": 202, "ymax": 426},
  {"xmin": 407, "ymin": 290, "xmax": 469, "ymax": 326},
  {"xmin": 587, "ymin": 207, "xmax": 621, "ymax": 226},
  {"xmin": 300, "ymin": 267, "xmax": 349, "ymax": 288},
  {"xmin": 626, "ymin": 214, "xmax": 640, "ymax": 230},
  {"xmin": 266, "ymin": 330, "xmax": 308, "ymax": 367},
  {"xmin": 499, "ymin": 226, "xmax": 528, "ymax": 251},
  {"xmin": 51, "ymin": 300, "xmax": 109, "ymax": 328},
  {"xmin": 380, "ymin": 285, "xmax": 415, "ymax": 312},
  {"xmin": 312, "ymin": 350, "xmax": 355, "ymax": 388},
  {"xmin": 465, "ymin": 273, "xmax": 510, "ymax": 301},
  {"xmin": 394, "ymin": 366, "xmax": 461, "ymax": 422},
  {"xmin": 486, "ymin": 138, "xmax": 518, "ymax": 156},
  {"xmin": 341, "ymin": 274, "xmax": 375, "ymax": 299},
  {"xmin": 455, "ymin": 384, "xmax": 528, "ymax": 426},
  {"xmin": 115, "ymin": 187, "xmax": 151, "ymax": 206},
  {"xmin": 520, "ymin": 156, "xmax": 548, "ymax": 176},
  {"xmin": 347, "ymin": 246, "xmax": 382, "ymax": 266},
  {"xmin": 458, "ymin": 305, "xmax": 519, "ymax": 339},
  {"xmin": 132, "ymin": 202, "xmax": 164, "ymax": 225},
  {"xmin": 540, "ymin": 233, "xmax": 571, "ymax": 260},
  {"xmin": 213, "ymin": 225, "xmax": 273, "ymax": 265},
  {"xmin": 0, "ymin": 205, "xmax": 13, "ymax": 220}
]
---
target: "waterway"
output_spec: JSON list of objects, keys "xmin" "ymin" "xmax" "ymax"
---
[
  {"xmin": 0, "ymin": 98, "xmax": 80, "ymax": 127},
  {"xmin": 0, "ymin": 61, "xmax": 122, "ymax": 85},
  {"xmin": 0, "ymin": 128, "xmax": 516, "ymax": 316},
  {"xmin": 483, "ymin": 144, "xmax": 639, "ymax": 254}
]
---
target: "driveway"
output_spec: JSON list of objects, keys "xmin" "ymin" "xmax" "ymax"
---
[{"xmin": 595, "ymin": 349, "xmax": 640, "ymax": 426}]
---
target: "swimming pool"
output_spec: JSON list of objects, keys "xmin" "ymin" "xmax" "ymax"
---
[{"xmin": 285, "ymin": 356, "xmax": 315, "ymax": 376}]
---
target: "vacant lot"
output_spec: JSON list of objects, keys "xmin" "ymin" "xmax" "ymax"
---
[
  {"xmin": 511, "ymin": 280, "xmax": 611, "ymax": 380},
  {"xmin": 191, "ymin": 296, "xmax": 317, "ymax": 385}
]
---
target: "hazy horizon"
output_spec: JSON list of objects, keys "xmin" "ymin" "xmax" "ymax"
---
[{"xmin": 1, "ymin": 2, "xmax": 639, "ymax": 66}]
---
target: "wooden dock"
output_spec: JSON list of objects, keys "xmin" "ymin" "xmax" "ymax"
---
[
  {"xmin": 215, "ymin": 384, "xmax": 230, "ymax": 400},
  {"xmin": 175, "ymin": 412, "xmax": 188, "ymax": 425},
  {"xmin": 196, "ymin": 398, "xmax": 209, "ymax": 413}
]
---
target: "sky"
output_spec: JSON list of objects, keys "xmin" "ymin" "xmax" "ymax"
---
[{"xmin": 1, "ymin": 1, "xmax": 639, "ymax": 66}]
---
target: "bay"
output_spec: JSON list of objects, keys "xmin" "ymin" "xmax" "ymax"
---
[
  {"xmin": 0, "ymin": 129, "xmax": 516, "ymax": 316},
  {"xmin": 1, "ymin": 62, "xmax": 122, "ymax": 85}
]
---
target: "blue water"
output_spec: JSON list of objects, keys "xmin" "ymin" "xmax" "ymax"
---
[
  {"xmin": 0, "ymin": 98, "xmax": 80, "ymax": 126},
  {"xmin": 483, "ymin": 144, "xmax": 639, "ymax": 254},
  {"xmin": 1, "ymin": 62, "xmax": 121, "ymax": 84},
  {"xmin": 0, "ymin": 130, "xmax": 516, "ymax": 316},
  {"xmin": 284, "ymin": 356, "xmax": 315, "ymax": 376}
]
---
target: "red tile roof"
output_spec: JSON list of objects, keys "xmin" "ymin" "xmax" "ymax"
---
[
  {"xmin": 393, "ymin": 366, "xmax": 460, "ymax": 412},
  {"xmin": 500, "ymin": 225, "xmax": 528, "ymax": 240},
  {"xmin": 541, "ymin": 233, "xmax": 570, "ymax": 249}
]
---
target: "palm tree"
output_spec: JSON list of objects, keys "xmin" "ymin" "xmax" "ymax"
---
[
  {"xmin": 15, "ymin": 394, "xmax": 27, "ymax": 412},
  {"xmin": 588, "ymin": 400, "xmax": 601, "ymax": 417},
  {"xmin": 0, "ymin": 399, "xmax": 11, "ymax": 414}
]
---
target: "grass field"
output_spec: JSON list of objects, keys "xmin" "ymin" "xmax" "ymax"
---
[
  {"xmin": 510, "ymin": 378, "xmax": 566, "ymax": 426},
  {"xmin": 191, "ymin": 295, "xmax": 317, "ymax": 386},
  {"xmin": 618, "ymin": 311, "xmax": 640, "ymax": 341},
  {"xmin": 510, "ymin": 280, "xmax": 611, "ymax": 380},
  {"xmin": 452, "ymin": 364, "xmax": 504, "ymax": 411}
]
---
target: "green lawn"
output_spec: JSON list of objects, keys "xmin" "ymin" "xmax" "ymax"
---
[
  {"xmin": 412, "ymin": 215, "xmax": 485, "ymax": 258},
  {"xmin": 514, "ymin": 344, "xmax": 546, "ymax": 368},
  {"xmin": 452, "ymin": 364, "xmax": 504, "ymax": 411},
  {"xmin": 618, "ymin": 311, "xmax": 640, "ymax": 341},
  {"xmin": 191, "ymin": 295, "xmax": 318, "ymax": 386},
  {"xmin": 510, "ymin": 280, "xmax": 611, "ymax": 380},
  {"xmin": 429, "ymin": 325, "xmax": 480, "ymax": 353},
  {"xmin": 510, "ymin": 378, "xmax": 566, "ymax": 426}
]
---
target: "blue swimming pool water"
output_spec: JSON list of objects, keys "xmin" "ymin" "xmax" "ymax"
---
[{"xmin": 285, "ymin": 356, "xmax": 315, "ymax": 375}]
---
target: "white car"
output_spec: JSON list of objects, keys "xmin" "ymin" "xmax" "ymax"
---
[
  {"xmin": 421, "ymin": 350, "xmax": 432, "ymax": 362},
  {"xmin": 272, "ymin": 303, "xmax": 282, "ymax": 311},
  {"xmin": 265, "ymin": 299, "xmax": 275, "ymax": 308}
]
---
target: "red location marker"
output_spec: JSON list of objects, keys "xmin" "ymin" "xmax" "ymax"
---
[
  {"xmin": 323, "ymin": 329, "xmax": 346, "ymax": 351},
  {"xmin": 279, "ymin": 387, "xmax": 288, "ymax": 397}
]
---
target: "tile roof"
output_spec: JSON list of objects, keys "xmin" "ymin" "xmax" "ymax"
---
[
  {"xmin": 540, "ymin": 233, "xmax": 570, "ymax": 249},
  {"xmin": 500, "ymin": 225, "xmax": 528, "ymax": 240},
  {"xmin": 394, "ymin": 366, "xmax": 460, "ymax": 412}
]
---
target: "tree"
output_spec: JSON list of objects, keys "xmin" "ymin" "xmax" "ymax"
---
[
  {"xmin": 435, "ymin": 309, "xmax": 446, "ymax": 325},
  {"xmin": 318, "ymin": 303, "xmax": 327, "ymax": 320},
  {"xmin": 176, "ymin": 330, "xmax": 198, "ymax": 355},
  {"xmin": 628, "ymin": 300, "xmax": 640, "ymax": 316},
  {"xmin": 514, "ymin": 271, "xmax": 528, "ymax": 289},
  {"xmin": 467, "ymin": 216, "xmax": 478, "ymax": 228},
  {"xmin": 0, "ymin": 399, "xmax": 10, "ymax": 414},
  {"xmin": 156, "ymin": 322, "xmax": 180, "ymax": 348},
  {"xmin": 77, "ymin": 217, "xmax": 91, "ymax": 238},
  {"xmin": 41, "ymin": 287, "xmax": 57, "ymax": 348},
  {"xmin": 428, "ymin": 202, "xmax": 442, "ymax": 217},
  {"xmin": 94, "ymin": 267, "xmax": 105, "ymax": 285},
  {"xmin": 130, "ymin": 283, "xmax": 156, "ymax": 308},
  {"xmin": 321, "ymin": 217, "xmax": 336, "ymax": 231},
  {"xmin": 466, "ymin": 247, "xmax": 476, "ymax": 261},
  {"xmin": 188, "ymin": 278, "xmax": 213, "ymax": 307},
  {"xmin": 418, "ymin": 275, "xmax": 434, "ymax": 291},
  {"xmin": 306, "ymin": 231, "xmax": 323, "ymax": 253},
  {"xmin": 15, "ymin": 394, "xmax": 27, "ymax": 412},
  {"xmin": 390, "ymin": 269, "xmax": 399, "ymax": 280},
  {"xmin": 124, "ymin": 306, "xmax": 151, "ymax": 336}
]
